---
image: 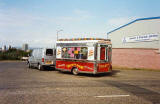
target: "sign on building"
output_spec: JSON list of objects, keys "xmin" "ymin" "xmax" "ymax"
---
[{"xmin": 122, "ymin": 34, "xmax": 159, "ymax": 43}]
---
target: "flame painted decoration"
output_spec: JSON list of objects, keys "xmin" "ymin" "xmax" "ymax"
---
[{"xmin": 66, "ymin": 64, "xmax": 84, "ymax": 70}]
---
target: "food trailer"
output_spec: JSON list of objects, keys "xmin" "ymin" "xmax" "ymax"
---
[{"xmin": 56, "ymin": 38, "xmax": 112, "ymax": 75}]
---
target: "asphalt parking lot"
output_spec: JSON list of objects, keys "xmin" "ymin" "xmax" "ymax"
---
[{"xmin": 0, "ymin": 61, "xmax": 160, "ymax": 104}]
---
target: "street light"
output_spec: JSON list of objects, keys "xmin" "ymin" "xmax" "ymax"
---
[{"xmin": 57, "ymin": 29, "xmax": 63, "ymax": 40}]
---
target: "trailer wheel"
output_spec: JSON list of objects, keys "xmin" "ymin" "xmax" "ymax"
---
[
  {"xmin": 72, "ymin": 67, "xmax": 79, "ymax": 75},
  {"xmin": 38, "ymin": 64, "xmax": 43, "ymax": 71}
]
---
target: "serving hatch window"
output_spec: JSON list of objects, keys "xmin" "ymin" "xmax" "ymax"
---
[
  {"xmin": 46, "ymin": 49, "xmax": 53, "ymax": 56},
  {"xmin": 62, "ymin": 47, "xmax": 88, "ymax": 59}
]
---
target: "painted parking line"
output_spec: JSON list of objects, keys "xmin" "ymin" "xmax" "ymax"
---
[{"xmin": 95, "ymin": 95, "xmax": 130, "ymax": 98}]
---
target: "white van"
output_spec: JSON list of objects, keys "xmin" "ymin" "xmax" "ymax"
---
[{"xmin": 28, "ymin": 48, "xmax": 56, "ymax": 70}]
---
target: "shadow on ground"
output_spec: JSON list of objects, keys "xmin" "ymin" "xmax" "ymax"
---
[
  {"xmin": 56, "ymin": 70, "xmax": 120, "ymax": 77},
  {"xmin": 40, "ymin": 67, "xmax": 56, "ymax": 71}
]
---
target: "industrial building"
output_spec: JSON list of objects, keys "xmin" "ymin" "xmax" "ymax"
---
[
  {"xmin": 22, "ymin": 43, "xmax": 29, "ymax": 51},
  {"xmin": 2, "ymin": 45, "xmax": 6, "ymax": 52},
  {"xmin": 107, "ymin": 16, "xmax": 160, "ymax": 70}
]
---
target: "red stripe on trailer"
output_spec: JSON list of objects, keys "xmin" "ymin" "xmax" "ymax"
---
[
  {"xmin": 56, "ymin": 60, "xmax": 94, "ymax": 72},
  {"xmin": 97, "ymin": 63, "xmax": 110, "ymax": 72}
]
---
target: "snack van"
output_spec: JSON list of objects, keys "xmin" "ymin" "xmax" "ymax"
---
[{"xmin": 56, "ymin": 38, "xmax": 112, "ymax": 75}]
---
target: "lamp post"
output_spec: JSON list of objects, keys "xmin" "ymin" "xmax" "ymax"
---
[{"xmin": 57, "ymin": 29, "xmax": 63, "ymax": 41}]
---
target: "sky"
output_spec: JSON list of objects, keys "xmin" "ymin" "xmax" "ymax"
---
[{"xmin": 0, "ymin": 0, "xmax": 160, "ymax": 48}]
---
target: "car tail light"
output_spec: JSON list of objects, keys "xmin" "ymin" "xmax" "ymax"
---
[{"xmin": 42, "ymin": 58, "xmax": 44, "ymax": 62}]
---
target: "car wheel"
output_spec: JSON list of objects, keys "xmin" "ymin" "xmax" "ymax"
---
[
  {"xmin": 72, "ymin": 68, "xmax": 79, "ymax": 75},
  {"xmin": 28, "ymin": 62, "xmax": 31, "ymax": 68},
  {"xmin": 38, "ymin": 64, "xmax": 43, "ymax": 71}
]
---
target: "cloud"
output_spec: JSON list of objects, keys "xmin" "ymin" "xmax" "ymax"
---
[
  {"xmin": 73, "ymin": 9, "xmax": 92, "ymax": 19},
  {"xmin": 56, "ymin": 9, "xmax": 92, "ymax": 24},
  {"xmin": 0, "ymin": 7, "xmax": 95, "ymax": 48},
  {"xmin": 0, "ymin": 8, "xmax": 59, "ymax": 47},
  {"xmin": 50, "ymin": 9, "xmax": 95, "ymax": 39}
]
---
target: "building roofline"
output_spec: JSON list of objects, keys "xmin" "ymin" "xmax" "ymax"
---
[{"xmin": 107, "ymin": 16, "xmax": 160, "ymax": 34}]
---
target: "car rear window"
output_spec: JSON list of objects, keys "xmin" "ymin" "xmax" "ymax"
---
[{"xmin": 46, "ymin": 49, "xmax": 53, "ymax": 56}]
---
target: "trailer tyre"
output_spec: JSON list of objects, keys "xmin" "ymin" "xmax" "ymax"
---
[{"xmin": 72, "ymin": 68, "xmax": 79, "ymax": 75}]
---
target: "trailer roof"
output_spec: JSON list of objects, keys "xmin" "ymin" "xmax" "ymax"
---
[
  {"xmin": 56, "ymin": 38, "xmax": 111, "ymax": 45},
  {"xmin": 57, "ymin": 38, "xmax": 110, "ymax": 41}
]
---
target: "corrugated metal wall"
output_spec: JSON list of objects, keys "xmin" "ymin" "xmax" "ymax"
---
[{"xmin": 108, "ymin": 19, "xmax": 160, "ymax": 49}]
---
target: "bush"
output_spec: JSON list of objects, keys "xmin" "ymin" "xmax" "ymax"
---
[{"xmin": 0, "ymin": 48, "xmax": 31, "ymax": 60}]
